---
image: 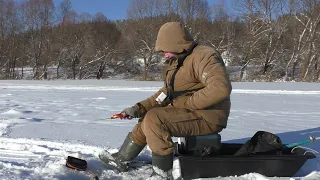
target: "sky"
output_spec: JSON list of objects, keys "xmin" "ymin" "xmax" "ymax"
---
[
  {"xmin": 53, "ymin": 0, "xmax": 231, "ymax": 20},
  {"xmin": 0, "ymin": 80, "xmax": 319, "ymax": 179}
]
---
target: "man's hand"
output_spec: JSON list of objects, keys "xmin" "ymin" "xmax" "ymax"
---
[{"xmin": 120, "ymin": 106, "xmax": 139, "ymax": 119}]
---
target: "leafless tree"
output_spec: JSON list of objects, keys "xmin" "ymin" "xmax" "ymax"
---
[
  {"xmin": 20, "ymin": 0, "xmax": 55, "ymax": 79},
  {"xmin": 81, "ymin": 18, "xmax": 121, "ymax": 79},
  {"xmin": 0, "ymin": 0, "xmax": 22, "ymax": 79},
  {"xmin": 205, "ymin": 0, "xmax": 236, "ymax": 56},
  {"xmin": 59, "ymin": 0, "xmax": 71, "ymax": 24},
  {"xmin": 285, "ymin": 0, "xmax": 320, "ymax": 81},
  {"xmin": 232, "ymin": 0, "xmax": 289, "ymax": 80}
]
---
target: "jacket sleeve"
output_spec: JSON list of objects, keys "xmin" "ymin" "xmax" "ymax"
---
[
  {"xmin": 185, "ymin": 53, "xmax": 232, "ymax": 110},
  {"xmin": 135, "ymin": 86, "xmax": 170, "ymax": 116}
]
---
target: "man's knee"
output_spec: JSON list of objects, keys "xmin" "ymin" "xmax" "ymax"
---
[
  {"xmin": 142, "ymin": 108, "xmax": 162, "ymax": 129},
  {"xmin": 141, "ymin": 108, "xmax": 173, "ymax": 155},
  {"xmin": 141, "ymin": 108, "xmax": 171, "ymax": 141},
  {"xmin": 130, "ymin": 123, "xmax": 147, "ymax": 145}
]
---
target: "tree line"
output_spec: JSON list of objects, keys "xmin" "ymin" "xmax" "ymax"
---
[{"xmin": 0, "ymin": 0, "xmax": 320, "ymax": 82}]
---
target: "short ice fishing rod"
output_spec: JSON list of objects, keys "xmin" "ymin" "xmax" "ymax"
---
[
  {"xmin": 94, "ymin": 114, "xmax": 134, "ymax": 121},
  {"xmin": 108, "ymin": 113, "xmax": 133, "ymax": 120},
  {"xmin": 285, "ymin": 136, "xmax": 320, "ymax": 149}
]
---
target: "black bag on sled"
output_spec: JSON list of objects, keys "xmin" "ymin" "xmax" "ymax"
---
[{"xmin": 234, "ymin": 131, "xmax": 284, "ymax": 156}]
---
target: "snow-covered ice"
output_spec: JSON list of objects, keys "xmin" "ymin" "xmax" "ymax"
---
[{"xmin": 0, "ymin": 80, "xmax": 319, "ymax": 180}]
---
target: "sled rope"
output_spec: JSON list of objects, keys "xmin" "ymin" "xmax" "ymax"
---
[{"xmin": 291, "ymin": 146, "xmax": 319, "ymax": 155}]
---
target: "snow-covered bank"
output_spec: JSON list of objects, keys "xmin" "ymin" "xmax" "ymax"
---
[{"xmin": 2, "ymin": 80, "xmax": 320, "ymax": 95}]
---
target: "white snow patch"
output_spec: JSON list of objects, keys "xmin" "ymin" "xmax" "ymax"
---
[
  {"xmin": 0, "ymin": 93, "xmax": 12, "ymax": 97},
  {"xmin": 92, "ymin": 97, "xmax": 107, "ymax": 100},
  {"xmin": 233, "ymin": 89, "xmax": 320, "ymax": 95},
  {"xmin": 1, "ymin": 109, "xmax": 22, "ymax": 115},
  {"xmin": 2, "ymin": 83, "xmax": 320, "ymax": 95}
]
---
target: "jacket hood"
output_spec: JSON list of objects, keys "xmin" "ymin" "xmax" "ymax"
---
[{"xmin": 155, "ymin": 22, "xmax": 194, "ymax": 53}]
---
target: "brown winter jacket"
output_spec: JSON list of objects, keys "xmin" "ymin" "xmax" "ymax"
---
[{"xmin": 135, "ymin": 22, "xmax": 232, "ymax": 127}]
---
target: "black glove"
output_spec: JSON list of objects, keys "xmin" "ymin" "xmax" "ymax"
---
[{"xmin": 121, "ymin": 106, "xmax": 139, "ymax": 118}]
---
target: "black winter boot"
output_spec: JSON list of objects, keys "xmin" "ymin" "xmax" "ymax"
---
[
  {"xmin": 148, "ymin": 152, "xmax": 173, "ymax": 180},
  {"xmin": 99, "ymin": 133, "xmax": 145, "ymax": 172}
]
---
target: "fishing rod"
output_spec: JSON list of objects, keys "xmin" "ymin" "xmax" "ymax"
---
[
  {"xmin": 285, "ymin": 136, "xmax": 320, "ymax": 149},
  {"xmin": 93, "ymin": 114, "xmax": 134, "ymax": 122},
  {"xmin": 108, "ymin": 113, "xmax": 133, "ymax": 120}
]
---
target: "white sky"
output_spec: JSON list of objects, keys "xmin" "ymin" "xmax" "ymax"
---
[{"xmin": 0, "ymin": 80, "xmax": 319, "ymax": 180}]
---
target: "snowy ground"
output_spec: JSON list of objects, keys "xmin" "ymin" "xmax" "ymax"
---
[{"xmin": 0, "ymin": 80, "xmax": 319, "ymax": 180}]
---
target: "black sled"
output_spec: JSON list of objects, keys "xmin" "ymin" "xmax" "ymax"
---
[{"xmin": 174, "ymin": 131, "xmax": 317, "ymax": 180}]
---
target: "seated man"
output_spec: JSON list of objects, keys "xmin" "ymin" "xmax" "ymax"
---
[{"xmin": 99, "ymin": 21, "xmax": 232, "ymax": 179}]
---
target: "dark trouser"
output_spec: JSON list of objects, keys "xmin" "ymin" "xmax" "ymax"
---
[{"xmin": 130, "ymin": 106, "xmax": 223, "ymax": 155}]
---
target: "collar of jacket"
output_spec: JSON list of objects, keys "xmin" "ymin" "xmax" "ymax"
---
[
  {"xmin": 166, "ymin": 57, "xmax": 178, "ymax": 69},
  {"xmin": 164, "ymin": 42, "xmax": 198, "ymax": 71},
  {"xmin": 169, "ymin": 42, "xmax": 198, "ymax": 67}
]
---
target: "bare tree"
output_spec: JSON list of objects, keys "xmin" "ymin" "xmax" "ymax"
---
[
  {"xmin": 81, "ymin": 18, "xmax": 121, "ymax": 79},
  {"xmin": 155, "ymin": 0, "xmax": 179, "ymax": 16},
  {"xmin": 176, "ymin": 0, "xmax": 211, "ymax": 37},
  {"xmin": 178, "ymin": 0, "xmax": 201, "ymax": 26},
  {"xmin": 254, "ymin": 0, "xmax": 290, "ymax": 77},
  {"xmin": 64, "ymin": 23, "xmax": 86, "ymax": 79},
  {"xmin": 231, "ymin": 0, "xmax": 290, "ymax": 80},
  {"xmin": 123, "ymin": 18, "xmax": 163, "ymax": 80},
  {"xmin": 127, "ymin": 0, "xmax": 158, "ymax": 19},
  {"xmin": 126, "ymin": 0, "xmax": 178, "ymax": 80},
  {"xmin": 233, "ymin": 0, "xmax": 269, "ymax": 80},
  {"xmin": 285, "ymin": 0, "xmax": 320, "ymax": 81},
  {"xmin": 204, "ymin": 0, "xmax": 236, "ymax": 54},
  {"xmin": 20, "ymin": 0, "xmax": 55, "ymax": 79},
  {"xmin": 0, "ymin": 0, "xmax": 20, "ymax": 79},
  {"xmin": 59, "ymin": 0, "xmax": 71, "ymax": 24},
  {"xmin": 93, "ymin": 12, "xmax": 107, "ymax": 22}
]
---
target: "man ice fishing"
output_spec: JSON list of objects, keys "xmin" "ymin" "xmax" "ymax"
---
[{"xmin": 99, "ymin": 21, "xmax": 232, "ymax": 179}]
